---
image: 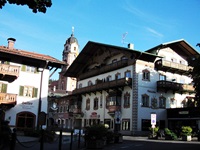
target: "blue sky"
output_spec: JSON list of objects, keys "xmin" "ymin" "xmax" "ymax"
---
[{"xmin": 0, "ymin": 0, "xmax": 200, "ymax": 79}]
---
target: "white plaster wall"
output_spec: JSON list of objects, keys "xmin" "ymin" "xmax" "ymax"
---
[{"xmin": 4, "ymin": 63, "xmax": 49, "ymax": 127}]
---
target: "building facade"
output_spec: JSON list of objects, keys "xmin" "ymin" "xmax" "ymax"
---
[
  {"xmin": 63, "ymin": 39, "xmax": 199, "ymax": 135},
  {"xmin": 0, "ymin": 38, "xmax": 64, "ymax": 130},
  {"xmin": 47, "ymin": 32, "xmax": 79, "ymax": 129}
]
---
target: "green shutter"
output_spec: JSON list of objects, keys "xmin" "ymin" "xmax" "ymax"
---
[
  {"xmin": 21, "ymin": 65, "xmax": 26, "ymax": 71},
  {"xmin": 33, "ymin": 88, "xmax": 38, "ymax": 98},
  {"xmin": 2, "ymin": 84, "xmax": 7, "ymax": 93},
  {"xmin": 19, "ymin": 86, "xmax": 24, "ymax": 96}
]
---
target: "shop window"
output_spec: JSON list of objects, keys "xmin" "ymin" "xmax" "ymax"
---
[
  {"xmin": 122, "ymin": 119, "xmax": 130, "ymax": 130},
  {"xmin": 141, "ymin": 94, "xmax": 149, "ymax": 107},
  {"xmin": 141, "ymin": 119, "xmax": 151, "ymax": 131}
]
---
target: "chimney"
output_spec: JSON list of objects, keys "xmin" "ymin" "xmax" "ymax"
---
[
  {"xmin": 7, "ymin": 38, "xmax": 16, "ymax": 49},
  {"xmin": 128, "ymin": 43, "xmax": 134, "ymax": 49}
]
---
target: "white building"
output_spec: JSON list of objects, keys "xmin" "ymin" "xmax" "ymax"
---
[
  {"xmin": 64, "ymin": 39, "xmax": 199, "ymax": 135},
  {"xmin": 0, "ymin": 38, "xmax": 65, "ymax": 130}
]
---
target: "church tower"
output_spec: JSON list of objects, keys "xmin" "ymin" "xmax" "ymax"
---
[{"xmin": 58, "ymin": 27, "xmax": 79, "ymax": 94}]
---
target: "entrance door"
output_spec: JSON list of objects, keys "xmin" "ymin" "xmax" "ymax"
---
[{"xmin": 16, "ymin": 112, "xmax": 35, "ymax": 130}]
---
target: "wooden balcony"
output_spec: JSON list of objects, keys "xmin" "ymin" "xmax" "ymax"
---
[
  {"xmin": 73, "ymin": 77, "xmax": 132, "ymax": 95},
  {"xmin": 155, "ymin": 59, "xmax": 192, "ymax": 75},
  {"xmin": 0, "ymin": 93, "xmax": 17, "ymax": 107},
  {"xmin": 79, "ymin": 59, "xmax": 128, "ymax": 80},
  {"xmin": 107, "ymin": 105, "xmax": 121, "ymax": 113},
  {"xmin": 157, "ymin": 81, "xmax": 195, "ymax": 93},
  {"xmin": 0, "ymin": 63, "xmax": 20, "ymax": 82}
]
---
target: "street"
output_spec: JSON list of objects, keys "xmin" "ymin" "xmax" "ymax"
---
[{"xmin": 13, "ymin": 136, "xmax": 200, "ymax": 150}]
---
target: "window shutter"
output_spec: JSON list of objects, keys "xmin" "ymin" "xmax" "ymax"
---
[
  {"xmin": 33, "ymin": 88, "xmax": 38, "ymax": 98},
  {"xmin": 19, "ymin": 86, "xmax": 24, "ymax": 96},
  {"xmin": 21, "ymin": 65, "xmax": 26, "ymax": 71},
  {"xmin": 2, "ymin": 84, "xmax": 7, "ymax": 93}
]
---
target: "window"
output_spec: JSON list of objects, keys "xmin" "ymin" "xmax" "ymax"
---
[
  {"xmin": 106, "ymin": 76, "xmax": 112, "ymax": 82},
  {"xmin": 159, "ymin": 74, "xmax": 166, "ymax": 81},
  {"xmin": 115, "ymin": 73, "xmax": 121, "ymax": 80},
  {"xmin": 159, "ymin": 96, "xmax": 166, "ymax": 108},
  {"xmin": 106, "ymin": 94, "xmax": 121, "ymax": 107},
  {"xmin": 151, "ymin": 98, "xmax": 157, "ymax": 109},
  {"xmin": 21, "ymin": 65, "xmax": 37, "ymax": 73},
  {"xmin": 104, "ymin": 119, "xmax": 112, "ymax": 129},
  {"xmin": 112, "ymin": 59, "xmax": 117, "ymax": 63},
  {"xmin": 121, "ymin": 56, "xmax": 128, "ymax": 60},
  {"xmin": 122, "ymin": 119, "xmax": 130, "ymax": 130},
  {"xmin": 141, "ymin": 94, "xmax": 149, "ymax": 107},
  {"xmin": 0, "ymin": 83, "xmax": 7, "ymax": 93},
  {"xmin": 142, "ymin": 69, "xmax": 150, "ymax": 81},
  {"xmin": 88, "ymin": 81, "xmax": 93, "ymax": 86},
  {"xmin": 86, "ymin": 98, "xmax": 90, "ymax": 110},
  {"xmin": 93, "ymin": 97, "xmax": 98, "ymax": 110},
  {"xmin": 180, "ymin": 60, "xmax": 185, "ymax": 65},
  {"xmin": 171, "ymin": 58, "xmax": 177, "ymax": 63},
  {"xmin": 19, "ymin": 86, "xmax": 38, "ymax": 98},
  {"xmin": 79, "ymin": 83, "xmax": 82, "ymax": 88},
  {"xmin": 125, "ymin": 71, "xmax": 131, "ymax": 78},
  {"xmin": 141, "ymin": 119, "xmax": 151, "ymax": 131},
  {"xmin": 124, "ymin": 92, "xmax": 130, "ymax": 108}
]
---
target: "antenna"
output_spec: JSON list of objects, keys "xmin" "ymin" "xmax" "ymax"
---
[{"xmin": 121, "ymin": 32, "xmax": 128, "ymax": 46}]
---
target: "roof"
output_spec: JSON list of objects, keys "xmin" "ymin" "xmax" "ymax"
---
[
  {"xmin": 65, "ymin": 41, "xmax": 159, "ymax": 77},
  {"xmin": 0, "ymin": 46, "xmax": 66, "ymax": 68},
  {"xmin": 146, "ymin": 39, "xmax": 199, "ymax": 57}
]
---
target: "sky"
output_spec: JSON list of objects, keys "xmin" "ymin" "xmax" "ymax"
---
[{"xmin": 0, "ymin": 0, "xmax": 200, "ymax": 79}]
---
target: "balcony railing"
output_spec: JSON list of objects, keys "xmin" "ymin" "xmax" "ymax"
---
[
  {"xmin": 79, "ymin": 59, "xmax": 128, "ymax": 80},
  {"xmin": 0, "ymin": 63, "xmax": 20, "ymax": 82},
  {"xmin": 107, "ymin": 105, "xmax": 121, "ymax": 113},
  {"xmin": 0, "ymin": 93, "xmax": 17, "ymax": 105},
  {"xmin": 155, "ymin": 59, "xmax": 192, "ymax": 75},
  {"xmin": 157, "ymin": 80, "xmax": 195, "ymax": 93},
  {"xmin": 73, "ymin": 77, "xmax": 132, "ymax": 95}
]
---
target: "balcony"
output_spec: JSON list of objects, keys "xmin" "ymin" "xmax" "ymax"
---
[
  {"xmin": 73, "ymin": 77, "xmax": 132, "ymax": 95},
  {"xmin": 107, "ymin": 105, "xmax": 121, "ymax": 113},
  {"xmin": 0, "ymin": 63, "xmax": 20, "ymax": 82},
  {"xmin": 79, "ymin": 59, "xmax": 128, "ymax": 80},
  {"xmin": 0, "ymin": 93, "xmax": 17, "ymax": 108},
  {"xmin": 155, "ymin": 59, "xmax": 192, "ymax": 75},
  {"xmin": 157, "ymin": 81, "xmax": 195, "ymax": 93}
]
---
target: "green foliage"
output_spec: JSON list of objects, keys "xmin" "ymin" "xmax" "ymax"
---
[
  {"xmin": 164, "ymin": 128, "xmax": 177, "ymax": 140},
  {"xmin": 181, "ymin": 126, "xmax": 192, "ymax": 136},
  {"xmin": 0, "ymin": 0, "xmax": 52, "ymax": 13},
  {"xmin": 84, "ymin": 124, "xmax": 108, "ymax": 141}
]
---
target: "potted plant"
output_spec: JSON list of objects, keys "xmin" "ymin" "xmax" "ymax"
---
[
  {"xmin": 148, "ymin": 126, "xmax": 159, "ymax": 139},
  {"xmin": 84, "ymin": 124, "xmax": 108, "ymax": 149},
  {"xmin": 181, "ymin": 126, "xmax": 192, "ymax": 141}
]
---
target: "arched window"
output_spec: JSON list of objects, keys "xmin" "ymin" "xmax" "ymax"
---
[
  {"xmin": 125, "ymin": 70, "xmax": 131, "ymax": 78},
  {"xmin": 86, "ymin": 98, "xmax": 90, "ymax": 110},
  {"xmin": 124, "ymin": 92, "xmax": 130, "ymax": 108},
  {"xmin": 93, "ymin": 97, "xmax": 99, "ymax": 110},
  {"xmin": 88, "ymin": 81, "xmax": 93, "ymax": 86},
  {"xmin": 151, "ymin": 97, "xmax": 157, "ymax": 109}
]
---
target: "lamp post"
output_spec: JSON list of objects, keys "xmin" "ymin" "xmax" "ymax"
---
[{"xmin": 37, "ymin": 68, "xmax": 44, "ymax": 130}]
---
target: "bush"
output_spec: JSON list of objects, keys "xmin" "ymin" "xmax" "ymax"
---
[
  {"xmin": 164, "ymin": 128, "xmax": 177, "ymax": 140},
  {"xmin": 181, "ymin": 126, "xmax": 192, "ymax": 136}
]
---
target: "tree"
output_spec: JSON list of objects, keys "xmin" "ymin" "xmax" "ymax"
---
[
  {"xmin": 0, "ymin": 0, "xmax": 52, "ymax": 13},
  {"xmin": 188, "ymin": 44, "xmax": 200, "ymax": 106}
]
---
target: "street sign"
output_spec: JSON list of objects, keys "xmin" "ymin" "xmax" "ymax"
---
[{"xmin": 151, "ymin": 113, "xmax": 156, "ymax": 125}]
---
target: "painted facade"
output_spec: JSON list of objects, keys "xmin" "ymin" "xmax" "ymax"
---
[
  {"xmin": 52, "ymin": 39, "xmax": 199, "ymax": 135},
  {"xmin": 0, "ymin": 38, "xmax": 64, "ymax": 130}
]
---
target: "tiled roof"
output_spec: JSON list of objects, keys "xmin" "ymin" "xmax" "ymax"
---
[{"xmin": 0, "ymin": 46, "xmax": 65, "ymax": 64}]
